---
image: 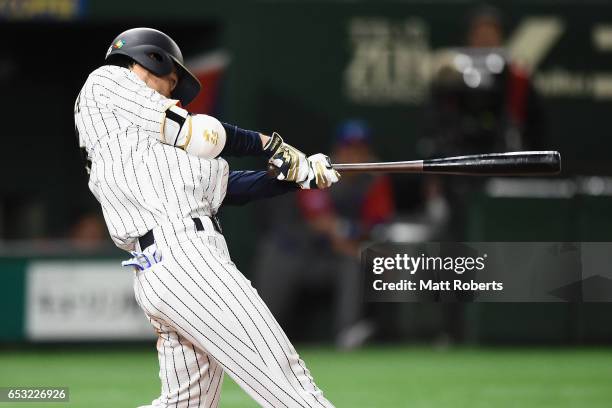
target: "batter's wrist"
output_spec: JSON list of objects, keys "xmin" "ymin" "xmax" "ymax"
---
[
  {"xmin": 259, "ymin": 133, "xmax": 271, "ymax": 150},
  {"xmin": 263, "ymin": 132, "xmax": 284, "ymax": 158}
]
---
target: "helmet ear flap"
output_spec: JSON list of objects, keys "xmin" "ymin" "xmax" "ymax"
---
[
  {"xmin": 145, "ymin": 51, "xmax": 176, "ymax": 76},
  {"xmin": 148, "ymin": 52, "xmax": 163, "ymax": 62},
  {"xmin": 131, "ymin": 47, "xmax": 175, "ymax": 77}
]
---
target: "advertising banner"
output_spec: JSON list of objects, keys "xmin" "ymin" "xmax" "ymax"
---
[{"xmin": 25, "ymin": 261, "xmax": 154, "ymax": 341}]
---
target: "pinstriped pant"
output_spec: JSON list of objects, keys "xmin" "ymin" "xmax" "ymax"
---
[{"xmin": 132, "ymin": 218, "xmax": 334, "ymax": 408}]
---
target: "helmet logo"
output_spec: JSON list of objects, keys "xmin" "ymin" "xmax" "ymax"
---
[{"xmin": 112, "ymin": 39, "xmax": 126, "ymax": 49}]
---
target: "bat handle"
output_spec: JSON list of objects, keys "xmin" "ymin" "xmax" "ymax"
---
[{"xmin": 267, "ymin": 163, "xmax": 281, "ymax": 178}]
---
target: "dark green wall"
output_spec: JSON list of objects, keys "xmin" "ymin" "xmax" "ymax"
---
[
  {"xmin": 0, "ymin": 259, "xmax": 26, "ymax": 341},
  {"xmin": 87, "ymin": 0, "xmax": 612, "ymax": 269},
  {"xmin": 84, "ymin": 0, "xmax": 612, "ymax": 170},
  {"xmin": 5, "ymin": 0, "xmax": 612, "ymax": 267}
]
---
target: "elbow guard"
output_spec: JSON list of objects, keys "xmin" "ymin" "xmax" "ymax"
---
[{"xmin": 163, "ymin": 105, "xmax": 226, "ymax": 159}]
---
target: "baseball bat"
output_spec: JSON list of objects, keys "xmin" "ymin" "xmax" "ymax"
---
[{"xmin": 332, "ymin": 151, "xmax": 561, "ymax": 175}]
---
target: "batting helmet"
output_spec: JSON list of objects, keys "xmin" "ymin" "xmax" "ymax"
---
[{"xmin": 105, "ymin": 27, "xmax": 201, "ymax": 105}]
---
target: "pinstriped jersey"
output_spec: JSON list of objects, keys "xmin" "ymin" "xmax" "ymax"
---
[{"xmin": 74, "ymin": 65, "xmax": 229, "ymax": 251}]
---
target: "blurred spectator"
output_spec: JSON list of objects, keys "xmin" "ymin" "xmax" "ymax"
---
[
  {"xmin": 253, "ymin": 120, "xmax": 395, "ymax": 349},
  {"xmin": 422, "ymin": 4, "xmax": 545, "ymax": 159},
  {"xmin": 413, "ymin": 6, "xmax": 549, "ymax": 344},
  {"xmin": 467, "ymin": 5, "xmax": 504, "ymax": 48},
  {"xmin": 419, "ymin": 4, "xmax": 547, "ymax": 240},
  {"xmin": 298, "ymin": 121, "xmax": 395, "ymax": 257},
  {"xmin": 467, "ymin": 5, "xmax": 545, "ymax": 150},
  {"xmin": 68, "ymin": 212, "xmax": 111, "ymax": 250}
]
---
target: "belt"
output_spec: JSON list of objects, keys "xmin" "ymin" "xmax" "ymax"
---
[{"xmin": 138, "ymin": 216, "xmax": 222, "ymax": 251}]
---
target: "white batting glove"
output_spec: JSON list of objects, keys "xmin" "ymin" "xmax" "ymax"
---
[
  {"xmin": 121, "ymin": 246, "xmax": 163, "ymax": 271},
  {"xmin": 298, "ymin": 153, "xmax": 341, "ymax": 189}
]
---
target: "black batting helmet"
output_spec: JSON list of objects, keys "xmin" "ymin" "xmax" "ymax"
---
[{"xmin": 105, "ymin": 27, "xmax": 201, "ymax": 105}]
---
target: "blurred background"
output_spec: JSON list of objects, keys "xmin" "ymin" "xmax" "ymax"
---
[{"xmin": 1, "ymin": 0, "xmax": 612, "ymax": 406}]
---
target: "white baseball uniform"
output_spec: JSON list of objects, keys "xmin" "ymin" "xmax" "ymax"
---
[{"xmin": 75, "ymin": 65, "xmax": 334, "ymax": 408}]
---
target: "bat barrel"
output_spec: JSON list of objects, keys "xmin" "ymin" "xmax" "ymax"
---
[
  {"xmin": 422, "ymin": 151, "xmax": 561, "ymax": 175},
  {"xmin": 331, "ymin": 151, "xmax": 562, "ymax": 175}
]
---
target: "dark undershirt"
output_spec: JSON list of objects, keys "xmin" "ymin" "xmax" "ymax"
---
[
  {"xmin": 220, "ymin": 122, "xmax": 265, "ymax": 157},
  {"xmin": 219, "ymin": 122, "xmax": 299, "ymax": 206}
]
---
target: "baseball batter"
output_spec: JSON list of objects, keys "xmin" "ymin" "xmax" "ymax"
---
[{"xmin": 74, "ymin": 27, "xmax": 339, "ymax": 407}]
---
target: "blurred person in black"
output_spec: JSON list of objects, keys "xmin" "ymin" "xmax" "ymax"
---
[
  {"xmin": 419, "ymin": 5, "xmax": 546, "ymax": 241},
  {"xmin": 415, "ymin": 6, "xmax": 547, "ymax": 344},
  {"xmin": 254, "ymin": 120, "xmax": 395, "ymax": 349}
]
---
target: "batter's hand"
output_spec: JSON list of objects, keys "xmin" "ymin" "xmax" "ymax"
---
[
  {"xmin": 298, "ymin": 153, "xmax": 341, "ymax": 189},
  {"xmin": 264, "ymin": 132, "xmax": 310, "ymax": 183}
]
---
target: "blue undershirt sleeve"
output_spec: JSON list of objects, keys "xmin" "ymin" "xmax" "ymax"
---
[
  {"xmin": 223, "ymin": 170, "xmax": 299, "ymax": 206},
  {"xmin": 220, "ymin": 122, "xmax": 266, "ymax": 157}
]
